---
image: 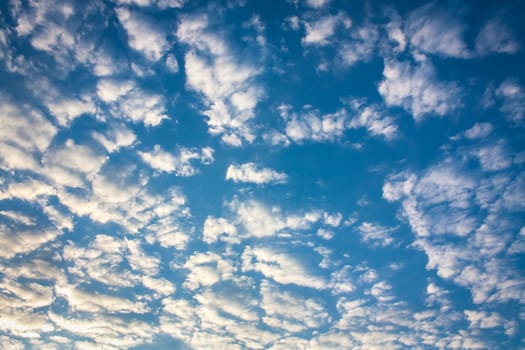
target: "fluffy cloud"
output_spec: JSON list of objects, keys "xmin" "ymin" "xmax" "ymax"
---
[
  {"xmin": 0, "ymin": 225, "xmax": 60, "ymax": 260},
  {"xmin": 378, "ymin": 60, "xmax": 461, "ymax": 120},
  {"xmin": 97, "ymin": 78, "xmax": 169, "ymax": 127},
  {"xmin": 347, "ymin": 100, "xmax": 399, "ymax": 140},
  {"xmin": 242, "ymin": 246, "xmax": 326, "ymax": 289},
  {"xmin": 279, "ymin": 106, "xmax": 349, "ymax": 143},
  {"xmin": 495, "ymin": 79, "xmax": 525, "ymax": 123},
  {"xmin": 116, "ymin": 7, "xmax": 169, "ymax": 61},
  {"xmin": 55, "ymin": 285, "xmax": 149, "ymax": 314},
  {"xmin": 304, "ymin": 0, "xmax": 331, "ymax": 9},
  {"xmin": 260, "ymin": 280, "xmax": 330, "ymax": 332},
  {"xmin": 177, "ymin": 15, "xmax": 262, "ymax": 146},
  {"xmin": 226, "ymin": 162, "xmax": 287, "ymax": 184},
  {"xmin": 202, "ymin": 216, "xmax": 238, "ymax": 244},
  {"xmin": 0, "ymin": 92, "xmax": 57, "ymax": 171},
  {"xmin": 302, "ymin": 13, "xmax": 350, "ymax": 46},
  {"xmin": 92, "ymin": 124, "xmax": 137, "ymax": 153},
  {"xmin": 183, "ymin": 252, "xmax": 235, "ymax": 290},
  {"xmin": 405, "ymin": 3, "xmax": 471, "ymax": 58},
  {"xmin": 464, "ymin": 123, "xmax": 493, "ymax": 140},
  {"xmin": 383, "ymin": 146, "xmax": 525, "ymax": 306},
  {"xmin": 338, "ymin": 23, "xmax": 378, "ymax": 67},
  {"xmin": 357, "ymin": 222, "xmax": 398, "ymax": 248},
  {"xmin": 139, "ymin": 145, "xmax": 214, "ymax": 175}
]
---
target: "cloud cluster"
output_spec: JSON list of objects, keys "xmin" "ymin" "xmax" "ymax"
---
[{"xmin": 177, "ymin": 15, "xmax": 263, "ymax": 146}]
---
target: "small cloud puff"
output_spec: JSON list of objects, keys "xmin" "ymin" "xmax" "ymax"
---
[{"xmin": 226, "ymin": 162, "xmax": 287, "ymax": 184}]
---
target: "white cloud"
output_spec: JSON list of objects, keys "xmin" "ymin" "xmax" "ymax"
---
[
  {"xmin": 357, "ymin": 222, "xmax": 397, "ymax": 248},
  {"xmin": 160, "ymin": 298, "xmax": 197, "ymax": 342},
  {"xmin": 347, "ymin": 101, "xmax": 399, "ymax": 140},
  {"xmin": 115, "ymin": 0, "xmax": 186, "ymax": 8},
  {"xmin": 56, "ymin": 159, "xmax": 189, "ymax": 236},
  {"xmin": 203, "ymin": 216, "xmax": 238, "ymax": 244},
  {"xmin": 495, "ymin": 79, "xmax": 525, "ymax": 123},
  {"xmin": 383, "ymin": 150, "xmax": 525, "ymax": 307},
  {"xmin": 55, "ymin": 285, "xmax": 148, "ymax": 314},
  {"xmin": 385, "ymin": 14, "xmax": 407, "ymax": 53},
  {"xmin": 273, "ymin": 100, "xmax": 398, "ymax": 144},
  {"xmin": 177, "ymin": 15, "xmax": 262, "ymax": 146},
  {"xmin": 45, "ymin": 94, "xmax": 96, "ymax": 126},
  {"xmin": 378, "ymin": 60, "xmax": 461, "ymax": 120},
  {"xmin": 472, "ymin": 142, "xmax": 512, "ymax": 172},
  {"xmin": 139, "ymin": 145, "xmax": 214, "ymax": 175},
  {"xmin": 464, "ymin": 123, "xmax": 493, "ymax": 140},
  {"xmin": 0, "ymin": 279, "xmax": 54, "ymax": 309},
  {"xmin": 283, "ymin": 108, "xmax": 348, "ymax": 143},
  {"xmin": 183, "ymin": 252, "xmax": 234, "ymax": 290},
  {"xmin": 339, "ymin": 24, "xmax": 378, "ymax": 67},
  {"xmin": 302, "ymin": 13, "xmax": 348, "ymax": 46},
  {"xmin": 465, "ymin": 310, "xmax": 504, "ymax": 329},
  {"xmin": 260, "ymin": 280, "xmax": 330, "ymax": 333},
  {"xmin": 0, "ymin": 210, "xmax": 36, "ymax": 226},
  {"xmin": 476, "ymin": 18, "xmax": 520, "ymax": 55},
  {"xmin": 304, "ymin": 0, "xmax": 331, "ymax": 9},
  {"xmin": 116, "ymin": 7, "xmax": 168, "ymax": 61},
  {"xmin": 0, "ymin": 306, "xmax": 54, "ymax": 339},
  {"xmin": 96, "ymin": 78, "xmax": 169, "ymax": 127},
  {"xmin": 116, "ymin": 88, "xmax": 169, "ymax": 126},
  {"xmin": 96, "ymin": 79, "xmax": 134, "ymax": 103},
  {"xmin": 369, "ymin": 281, "xmax": 395, "ymax": 302},
  {"xmin": 226, "ymin": 162, "xmax": 287, "ymax": 184},
  {"xmin": 43, "ymin": 139, "xmax": 107, "ymax": 188},
  {"xmin": 92, "ymin": 124, "xmax": 136, "ymax": 153},
  {"xmin": 203, "ymin": 198, "xmax": 341, "ymax": 244},
  {"xmin": 43, "ymin": 205, "xmax": 74, "ymax": 231},
  {"xmin": 406, "ymin": 3, "xmax": 470, "ymax": 58},
  {"xmin": 0, "ymin": 92, "xmax": 57, "ymax": 171},
  {"xmin": 0, "ymin": 224, "xmax": 61, "ymax": 259},
  {"xmin": 142, "ymin": 275, "xmax": 176, "ymax": 296},
  {"xmin": 317, "ymin": 228, "xmax": 334, "ymax": 240},
  {"xmin": 144, "ymin": 215, "xmax": 192, "ymax": 250},
  {"xmin": 165, "ymin": 53, "xmax": 179, "ymax": 72},
  {"xmin": 49, "ymin": 312, "xmax": 155, "ymax": 348},
  {"xmin": 62, "ymin": 236, "xmax": 137, "ymax": 288},
  {"xmin": 242, "ymin": 246, "xmax": 326, "ymax": 289}
]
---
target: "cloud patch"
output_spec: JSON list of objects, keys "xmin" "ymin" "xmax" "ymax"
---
[{"xmin": 226, "ymin": 163, "xmax": 287, "ymax": 184}]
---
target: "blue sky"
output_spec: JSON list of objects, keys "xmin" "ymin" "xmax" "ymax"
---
[{"xmin": 0, "ymin": 0, "xmax": 525, "ymax": 348}]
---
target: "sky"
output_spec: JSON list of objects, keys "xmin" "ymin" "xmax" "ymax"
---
[{"xmin": 0, "ymin": 0, "xmax": 525, "ymax": 349}]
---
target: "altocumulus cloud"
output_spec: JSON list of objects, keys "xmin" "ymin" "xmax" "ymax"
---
[{"xmin": 0, "ymin": 0, "xmax": 524, "ymax": 349}]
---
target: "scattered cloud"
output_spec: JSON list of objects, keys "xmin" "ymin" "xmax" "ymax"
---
[
  {"xmin": 116, "ymin": 7, "xmax": 169, "ymax": 61},
  {"xmin": 347, "ymin": 100, "xmax": 399, "ymax": 140},
  {"xmin": 177, "ymin": 14, "xmax": 262, "ymax": 146},
  {"xmin": 302, "ymin": 13, "xmax": 350, "ymax": 46},
  {"xmin": 0, "ymin": 1, "xmax": 522, "ymax": 348},
  {"xmin": 476, "ymin": 18, "xmax": 520, "ymax": 55},
  {"xmin": 405, "ymin": 3, "xmax": 471, "ymax": 58},
  {"xmin": 495, "ymin": 79, "xmax": 525, "ymax": 123},
  {"xmin": 378, "ymin": 60, "xmax": 461, "ymax": 120},
  {"xmin": 139, "ymin": 145, "xmax": 214, "ymax": 175},
  {"xmin": 226, "ymin": 162, "xmax": 287, "ymax": 184},
  {"xmin": 357, "ymin": 222, "xmax": 398, "ymax": 248},
  {"xmin": 96, "ymin": 78, "xmax": 169, "ymax": 126},
  {"xmin": 0, "ymin": 92, "xmax": 57, "ymax": 171},
  {"xmin": 304, "ymin": 0, "xmax": 332, "ymax": 9},
  {"xmin": 242, "ymin": 246, "xmax": 326, "ymax": 289},
  {"xmin": 464, "ymin": 123, "xmax": 493, "ymax": 140}
]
